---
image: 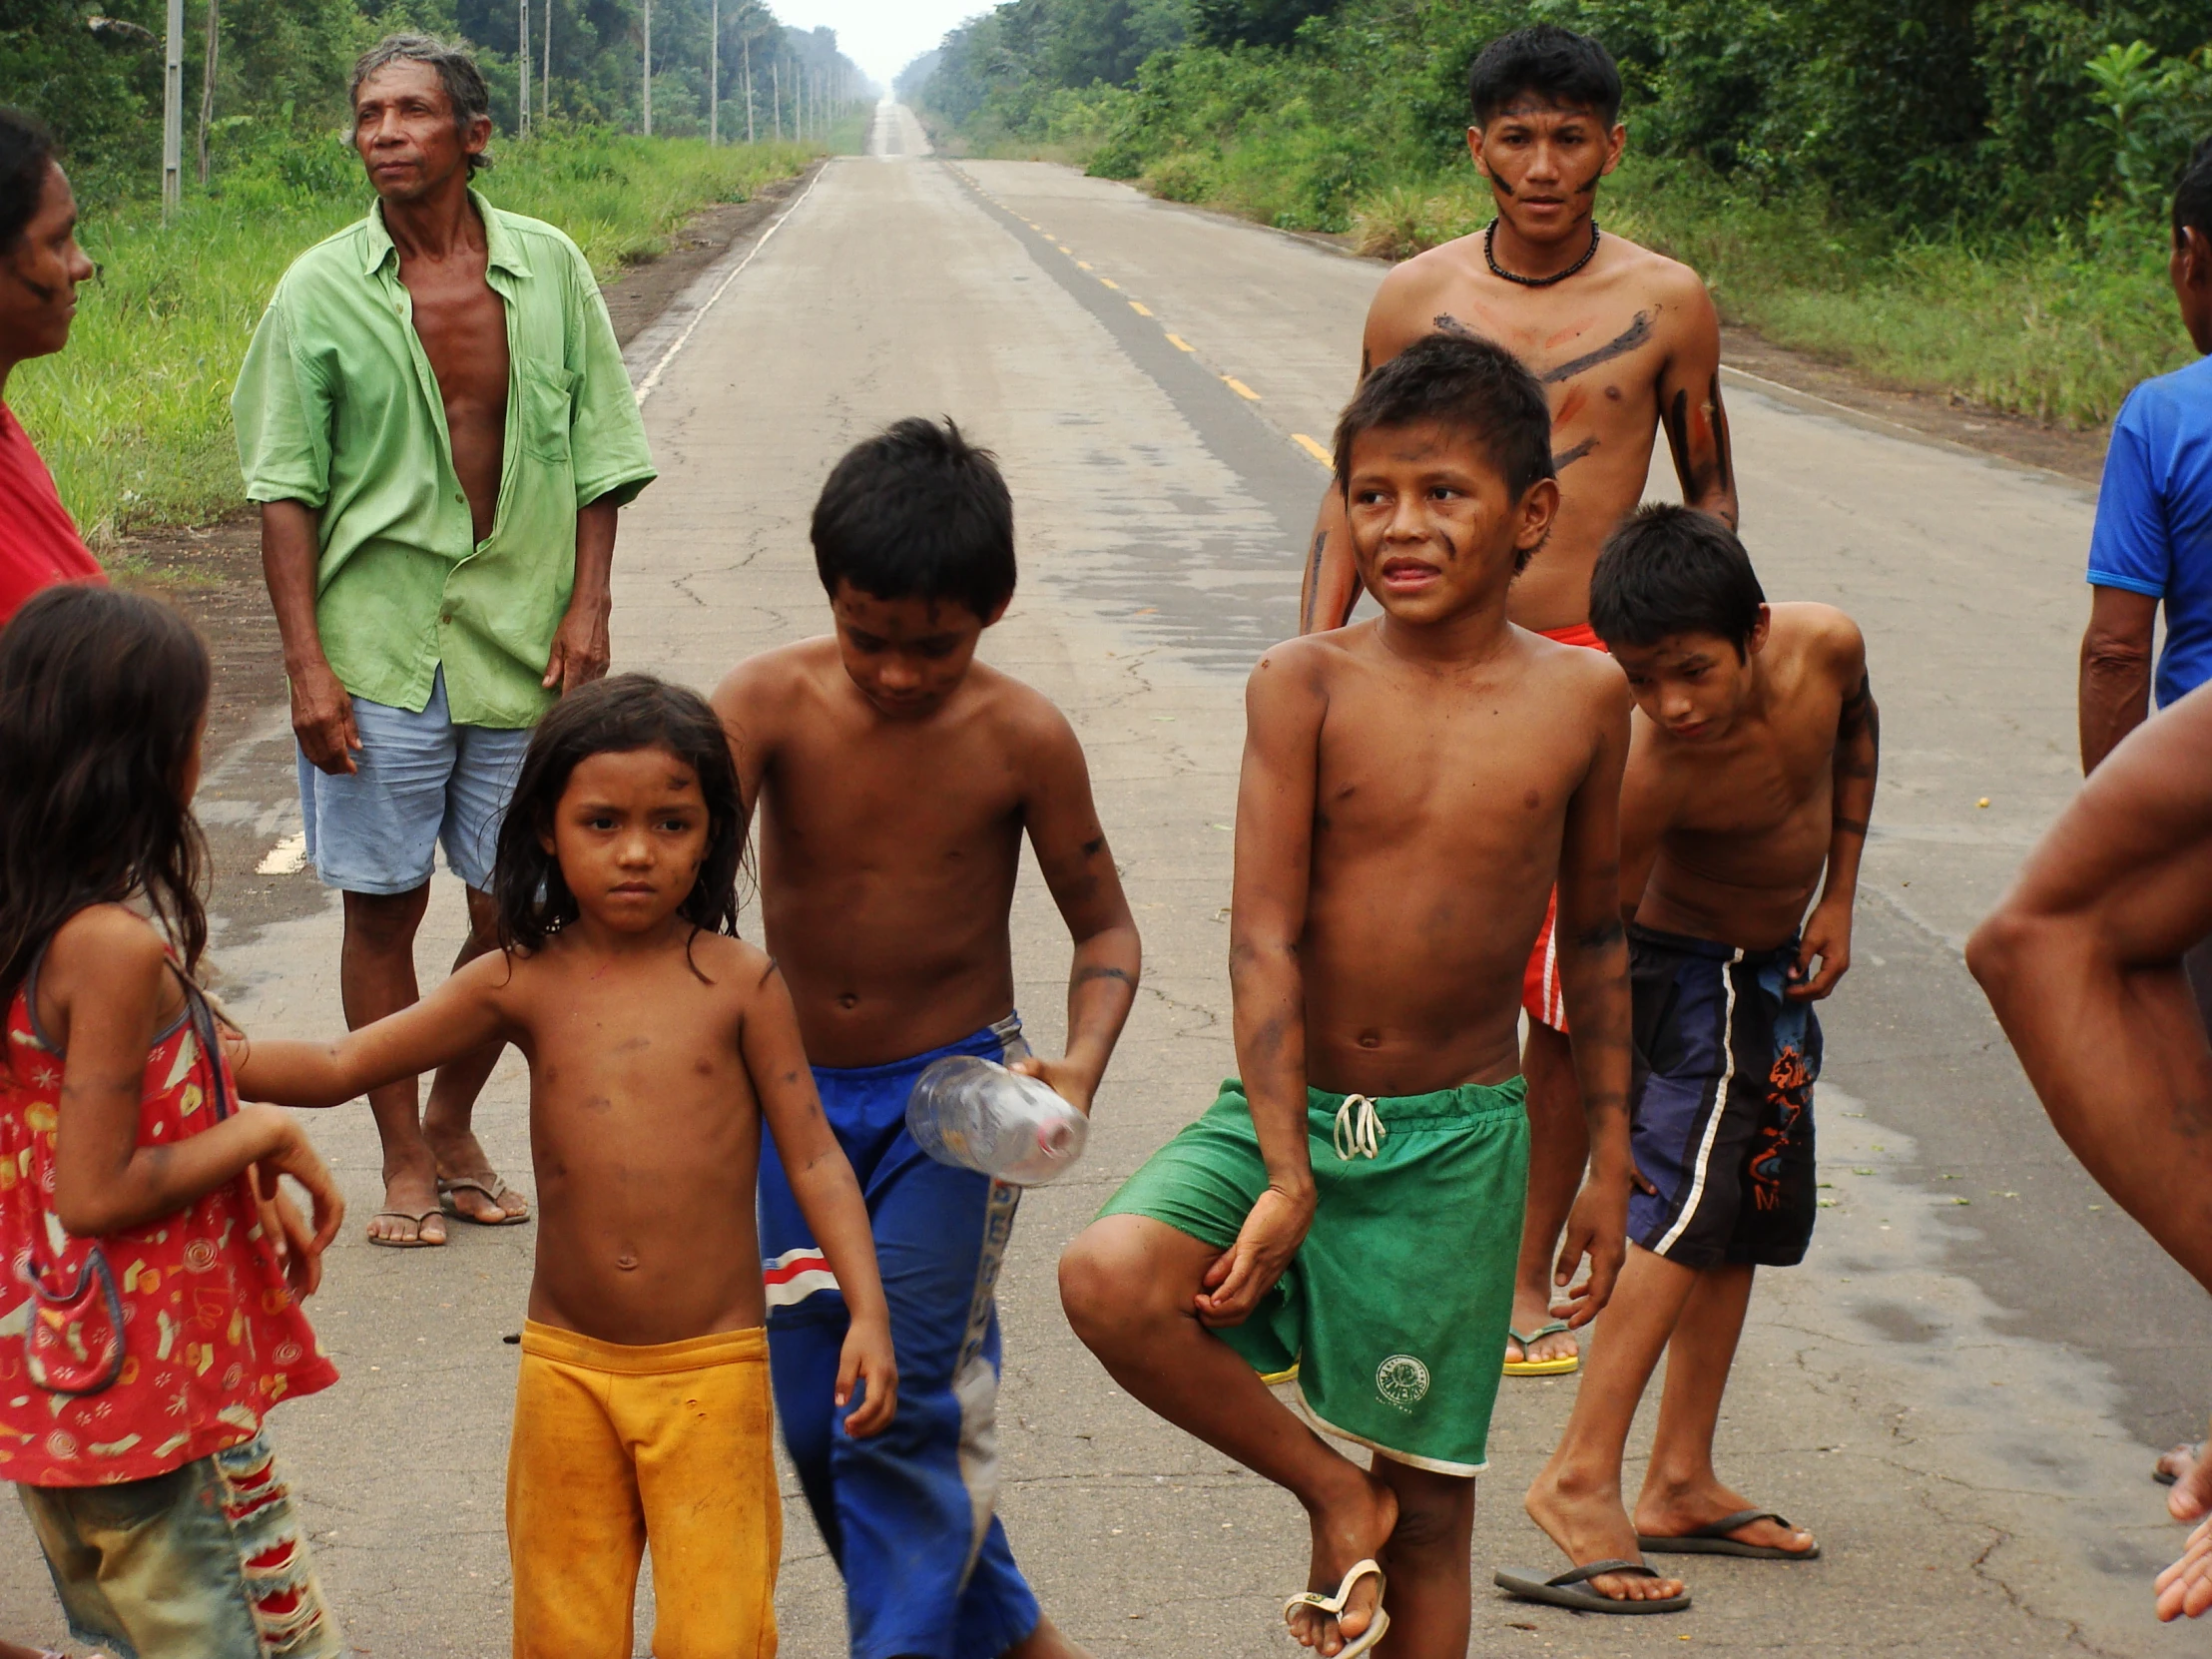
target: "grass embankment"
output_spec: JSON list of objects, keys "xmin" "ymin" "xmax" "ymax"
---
[{"xmin": 14, "ymin": 130, "xmax": 818, "ymax": 541}]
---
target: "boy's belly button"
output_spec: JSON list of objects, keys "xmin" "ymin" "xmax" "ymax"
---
[
  {"xmin": 838, "ymin": 992, "xmax": 858, "ymax": 1009},
  {"xmin": 616, "ymin": 1253, "xmax": 638, "ymax": 1271},
  {"xmin": 1359, "ymin": 1030, "xmax": 1382, "ymax": 1049}
]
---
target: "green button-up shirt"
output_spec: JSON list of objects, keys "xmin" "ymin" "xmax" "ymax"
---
[{"xmin": 232, "ymin": 191, "xmax": 656, "ymax": 729}]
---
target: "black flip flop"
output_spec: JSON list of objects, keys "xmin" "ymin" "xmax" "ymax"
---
[
  {"xmin": 2156, "ymin": 1443, "xmax": 2203, "ymax": 1486},
  {"xmin": 1637, "ymin": 1508, "xmax": 1820, "ymax": 1560},
  {"xmin": 1494, "ymin": 1560, "xmax": 1691, "ymax": 1614}
]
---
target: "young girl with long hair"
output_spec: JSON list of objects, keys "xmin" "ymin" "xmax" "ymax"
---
[
  {"xmin": 231, "ymin": 673, "xmax": 894, "ymax": 1659},
  {"xmin": 0, "ymin": 585, "xmax": 346, "ymax": 1659}
]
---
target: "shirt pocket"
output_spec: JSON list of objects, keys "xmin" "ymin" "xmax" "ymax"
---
[{"xmin": 520, "ymin": 364, "xmax": 579, "ymax": 465}]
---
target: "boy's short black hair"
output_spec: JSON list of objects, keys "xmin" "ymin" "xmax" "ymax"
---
[
  {"xmin": 1467, "ymin": 25, "xmax": 1623, "ymax": 129},
  {"xmin": 2176, "ymin": 135, "xmax": 2212, "ymax": 249},
  {"xmin": 1334, "ymin": 333, "xmax": 1555, "ymax": 567},
  {"xmin": 813, "ymin": 416, "xmax": 1016, "ymax": 620},
  {"xmin": 1589, "ymin": 503, "xmax": 1767, "ymax": 660},
  {"xmin": 0, "ymin": 108, "xmax": 57, "ymax": 255}
]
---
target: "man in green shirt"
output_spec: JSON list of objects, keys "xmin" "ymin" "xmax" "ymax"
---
[{"xmin": 233, "ymin": 35, "xmax": 655, "ymax": 1248}]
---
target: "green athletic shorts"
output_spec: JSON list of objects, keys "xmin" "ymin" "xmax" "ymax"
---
[{"xmin": 1099, "ymin": 1076, "xmax": 1528, "ymax": 1475}]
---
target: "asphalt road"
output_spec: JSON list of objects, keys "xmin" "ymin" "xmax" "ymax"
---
[{"xmin": 6, "ymin": 101, "xmax": 2207, "ymax": 1656}]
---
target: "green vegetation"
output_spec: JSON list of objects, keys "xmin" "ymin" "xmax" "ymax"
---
[
  {"xmin": 907, "ymin": 0, "xmax": 2212, "ymax": 429},
  {"xmin": 12, "ymin": 131, "xmax": 816, "ymax": 540},
  {"xmin": 4, "ymin": 0, "xmax": 871, "ymax": 538}
]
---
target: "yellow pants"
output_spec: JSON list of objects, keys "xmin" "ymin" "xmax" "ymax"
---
[{"xmin": 508, "ymin": 1321, "xmax": 781, "ymax": 1659}]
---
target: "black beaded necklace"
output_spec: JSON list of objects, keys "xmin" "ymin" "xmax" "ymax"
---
[{"xmin": 1484, "ymin": 218, "xmax": 1600, "ymax": 287}]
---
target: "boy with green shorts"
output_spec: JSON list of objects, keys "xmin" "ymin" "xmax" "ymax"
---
[{"xmin": 1059, "ymin": 333, "xmax": 1638, "ymax": 1658}]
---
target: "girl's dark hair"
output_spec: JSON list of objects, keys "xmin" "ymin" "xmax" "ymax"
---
[
  {"xmin": 0, "ymin": 107, "xmax": 58, "ymax": 255},
  {"xmin": 812, "ymin": 416, "xmax": 1016, "ymax": 620},
  {"xmin": 492, "ymin": 674, "xmax": 746, "ymax": 959},
  {"xmin": 1589, "ymin": 503, "xmax": 1767, "ymax": 659},
  {"xmin": 0, "ymin": 585, "xmax": 213, "ymax": 1015}
]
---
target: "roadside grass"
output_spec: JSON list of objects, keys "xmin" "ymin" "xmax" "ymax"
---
[
  {"xmin": 13, "ymin": 129, "xmax": 817, "ymax": 541},
  {"xmin": 1342, "ymin": 159, "xmax": 2190, "ymax": 431}
]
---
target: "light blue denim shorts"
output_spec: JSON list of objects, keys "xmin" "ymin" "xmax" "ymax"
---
[
  {"xmin": 295, "ymin": 666, "xmax": 532, "ymax": 895},
  {"xmin": 18, "ymin": 1432, "xmax": 341, "ymax": 1659}
]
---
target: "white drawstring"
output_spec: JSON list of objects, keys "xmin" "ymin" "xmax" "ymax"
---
[{"xmin": 1333, "ymin": 1094, "xmax": 1384, "ymax": 1161}]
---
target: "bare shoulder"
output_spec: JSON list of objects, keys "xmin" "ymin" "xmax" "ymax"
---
[
  {"xmin": 1250, "ymin": 628, "xmax": 1355, "ymax": 708},
  {"xmin": 952, "ymin": 660, "xmax": 1083, "ymax": 770},
  {"xmin": 1524, "ymin": 627, "xmax": 1635, "ymax": 707},
  {"xmin": 1369, "ymin": 242, "xmax": 1481, "ymax": 357},
  {"xmin": 1599, "ymin": 230, "xmax": 1713, "ymax": 310},
  {"xmin": 1769, "ymin": 602, "xmax": 1867, "ymax": 685},
  {"xmin": 688, "ymin": 931, "xmax": 778, "ymax": 1002},
  {"xmin": 710, "ymin": 637, "xmax": 839, "ymax": 724},
  {"xmin": 45, "ymin": 904, "xmax": 169, "ymax": 983}
]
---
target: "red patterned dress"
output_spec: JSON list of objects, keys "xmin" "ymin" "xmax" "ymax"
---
[{"xmin": 0, "ymin": 952, "xmax": 336, "ymax": 1487}]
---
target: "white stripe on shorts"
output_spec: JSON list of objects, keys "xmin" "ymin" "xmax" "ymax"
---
[{"xmin": 1654, "ymin": 946, "xmax": 1745, "ymax": 1256}]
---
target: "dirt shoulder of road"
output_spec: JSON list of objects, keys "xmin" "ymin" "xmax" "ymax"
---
[{"xmin": 107, "ymin": 162, "xmax": 827, "ymax": 760}]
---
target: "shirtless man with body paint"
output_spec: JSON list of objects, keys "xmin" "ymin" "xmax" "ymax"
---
[{"xmin": 1301, "ymin": 23, "xmax": 1738, "ymax": 1378}]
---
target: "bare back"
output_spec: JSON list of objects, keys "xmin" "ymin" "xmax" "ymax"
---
[
  {"xmin": 489, "ymin": 930, "xmax": 774, "ymax": 1346},
  {"xmin": 720, "ymin": 639, "xmax": 1077, "ymax": 1067},
  {"xmin": 1247, "ymin": 623, "xmax": 1631, "ymax": 1094},
  {"xmin": 1624, "ymin": 605, "xmax": 1866, "ymax": 949},
  {"xmin": 1363, "ymin": 233, "xmax": 1731, "ymax": 632},
  {"xmin": 398, "ymin": 216, "xmax": 509, "ymax": 544}
]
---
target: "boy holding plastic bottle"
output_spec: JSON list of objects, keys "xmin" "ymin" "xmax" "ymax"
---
[{"xmin": 711, "ymin": 416, "xmax": 1142, "ymax": 1659}]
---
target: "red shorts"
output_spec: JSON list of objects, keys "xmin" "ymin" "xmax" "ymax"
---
[{"xmin": 1524, "ymin": 622, "xmax": 1611, "ymax": 1032}]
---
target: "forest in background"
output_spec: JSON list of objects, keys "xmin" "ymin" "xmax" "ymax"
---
[
  {"xmin": 901, "ymin": 0, "xmax": 2212, "ymax": 429},
  {"xmin": 1, "ymin": 1, "xmax": 870, "ymax": 538}
]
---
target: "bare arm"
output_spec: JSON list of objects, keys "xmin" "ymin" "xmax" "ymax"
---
[
  {"xmin": 43, "ymin": 908, "xmax": 341, "ymax": 1256},
  {"xmin": 1965, "ymin": 683, "xmax": 2212, "ymax": 1292},
  {"xmin": 1657, "ymin": 282, "xmax": 1738, "ymax": 527},
  {"xmin": 710, "ymin": 657, "xmax": 777, "ymax": 832},
  {"xmin": 746, "ymin": 960, "xmax": 897, "ymax": 1434},
  {"xmin": 2079, "ymin": 585, "xmax": 2158, "ymax": 774},
  {"xmin": 1616, "ymin": 719, "xmax": 1666, "ymax": 924},
  {"xmin": 1550, "ymin": 668, "xmax": 1635, "ymax": 1326},
  {"xmin": 1015, "ymin": 709, "xmax": 1141, "ymax": 1113},
  {"xmin": 542, "ymin": 496, "xmax": 619, "ymax": 695},
  {"xmin": 261, "ymin": 499, "xmax": 358, "ymax": 776},
  {"xmin": 1794, "ymin": 640, "xmax": 1879, "ymax": 1000},
  {"xmin": 231, "ymin": 951, "xmax": 511, "ymax": 1107},
  {"xmin": 1199, "ymin": 645, "xmax": 1325, "ymax": 1325},
  {"xmin": 1301, "ymin": 487, "xmax": 1362, "ymax": 635}
]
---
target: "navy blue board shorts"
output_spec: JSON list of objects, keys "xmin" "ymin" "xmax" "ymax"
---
[
  {"xmin": 1627, "ymin": 924, "xmax": 1822, "ymax": 1270},
  {"xmin": 758, "ymin": 1013, "xmax": 1039, "ymax": 1659}
]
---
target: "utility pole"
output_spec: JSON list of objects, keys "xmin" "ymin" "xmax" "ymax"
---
[
  {"xmin": 161, "ymin": 0, "xmax": 184, "ymax": 218},
  {"xmin": 709, "ymin": 0, "xmax": 718, "ymax": 146},
  {"xmin": 744, "ymin": 35, "xmax": 754, "ymax": 144},
  {"xmin": 772, "ymin": 59, "xmax": 780, "ymax": 143},
  {"xmin": 542, "ymin": 0, "xmax": 552, "ymax": 124},
  {"xmin": 196, "ymin": 0, "xmax": 218, "ymax": 185},
  {"xmin": 517, "ymin": 0, "xmax": 529, "ymax": 134},
  {"xmin": 641, "ymin": 0, "xmax": 652, "ymax": 136}
]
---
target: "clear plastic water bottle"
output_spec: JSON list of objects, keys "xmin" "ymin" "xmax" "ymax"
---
[{"xmin": 905, "ymin": 1056, "xmax": 1088, "ymax": 1186}]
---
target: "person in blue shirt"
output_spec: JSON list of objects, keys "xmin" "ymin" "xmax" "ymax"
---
[
  {"xmin": 2075, "ymin": 131, "xmax": 2212, "ymax": 1505},
  {"xmin": 2081, "ymin": 138, "xmax": 2212, "ymax": 775}
]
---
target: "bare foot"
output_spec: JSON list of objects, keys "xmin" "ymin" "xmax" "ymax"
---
[
  {"xmin": 1504, "ymin": 1314, "xmax": 1578, "ymax": 1370},
  {"xmin": 422, "ymin": 1121, "xmax": 530, "ymax": 1225},
  {"xmin": 1003, "ymin": 1614, "xmax": 1093, "ymax": 1658},
  {"xmin": 1288, "ymin": 1465, "xmax": 1398, "ymax": 1655},
  {"xmin": 1633, "ymin": 1481, "xmax": 1817, "ymax": 1557},
  {"xmin": 1524, "ymin": 1466, "xmax": 1685, "ymax": 1604},
  {"xmin": 2158, "ymin": 1513, "xmax": 2212, "ymax": 1620},
  {"xmin": 367, "ymin": 1166, "xmax": 447, "ymax": 1247},
  {"xmin": 2158, "ymin": 1442, "xmax": 2202, "ymax": 1485}
]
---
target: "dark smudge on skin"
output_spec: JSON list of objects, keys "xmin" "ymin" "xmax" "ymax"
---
[
  {"xmin": 1541, "ymin": 311, "xmax": 1653, "ymax": 384},
  {"xmin": 1551, "ymin": 436, "xmax": 1597, "ymax": 471}
]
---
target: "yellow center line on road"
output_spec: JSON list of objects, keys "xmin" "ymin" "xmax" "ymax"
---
[
  {"xmin": 1099, "ymin": 277, "xmax": 1120, "ymax": 289},
  {"xmin": 1131, "ymin": 300, "xmax": 1156, "ymax": 317},
  {"xmin": 1058, "ymin": 245, "xmax": 1074, "ymax": 256},
  {"xmin": 1223, "ymin": 376, "xmax": 1261, "ymax": 401},
  {"xmin": 1077, "ymin": 261, "xmax": 1093, "ymax": 271},
  {"xmin": 1293, "ymin": 433, "xmax": 1333, "ymax": 468},
  {"xmin": 1165, "ymin": 332, "xmax": 1194, "ymax": 351}
]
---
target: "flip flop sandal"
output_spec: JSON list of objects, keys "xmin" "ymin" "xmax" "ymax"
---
[
  {"xmin": 2156, "ymin": 1443, "xmax": 2204, "ymax": 1486},
  {"xmin": 1494, "ymin": 1560, "xmax": 1690, "ymax": 1614},
  {"xmin": 365, "ymin": 1207, "xmax": 446, "ymax": 1249},
  {"xmin": 1637, "ymin": 1508, "xmax": 1820, "ymax": 1559},
  {"xmin": 1504, "ymin": 1321, "xmax": 1580, "ymax": 1377},
  {"xmin": 1284, "ymin": 1558, "xmax": 1390, "ymax": 1657},
  {"xmin": 438, "ymin": 1175, "xmax": 532, "ymax": 1227}
]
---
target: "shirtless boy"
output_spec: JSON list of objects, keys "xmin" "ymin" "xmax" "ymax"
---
[
  {"xmin": 712, "ymin": 417, "xmax": 1142, "ymax": 1659},
  {"xmin": 1501, "ymin": 505, "xmax": 1877, "ymax": 1613},
  {"xmin": 233, "ymin": 674, "xmax": 897, "ymax": 1657},
  {"xmin": 1062, "ymin": 334, "xmax": 1635, "ymax": 1658},
  {"xmin": 1302, "ymin": 23, "xmax": 1738, "ymax": 1378}
]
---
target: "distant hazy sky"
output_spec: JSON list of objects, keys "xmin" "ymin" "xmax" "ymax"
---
[{"xmin": 770, "ymin": 0, "xmax": 983, "ymax": 91}]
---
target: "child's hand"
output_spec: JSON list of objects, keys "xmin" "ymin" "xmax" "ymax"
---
[
  {"xmin": 257, "ymin": 1184, "xmax": 323, "ymax": 1300},
  {"xmin": 836, "ymin": 1316, "xmax": 899, "ymax": 1438},
  {"xmin": 247, "ymin": 1107, "xmax": 345, "ymax": 1260},
  {"xmin": 1790, "ymin": 898, "xmax": 1853, "ymax": 1000},
  {"xmin": 1007, "ymin": 1053, "xmax": 1096, "ymax": 1117}
]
